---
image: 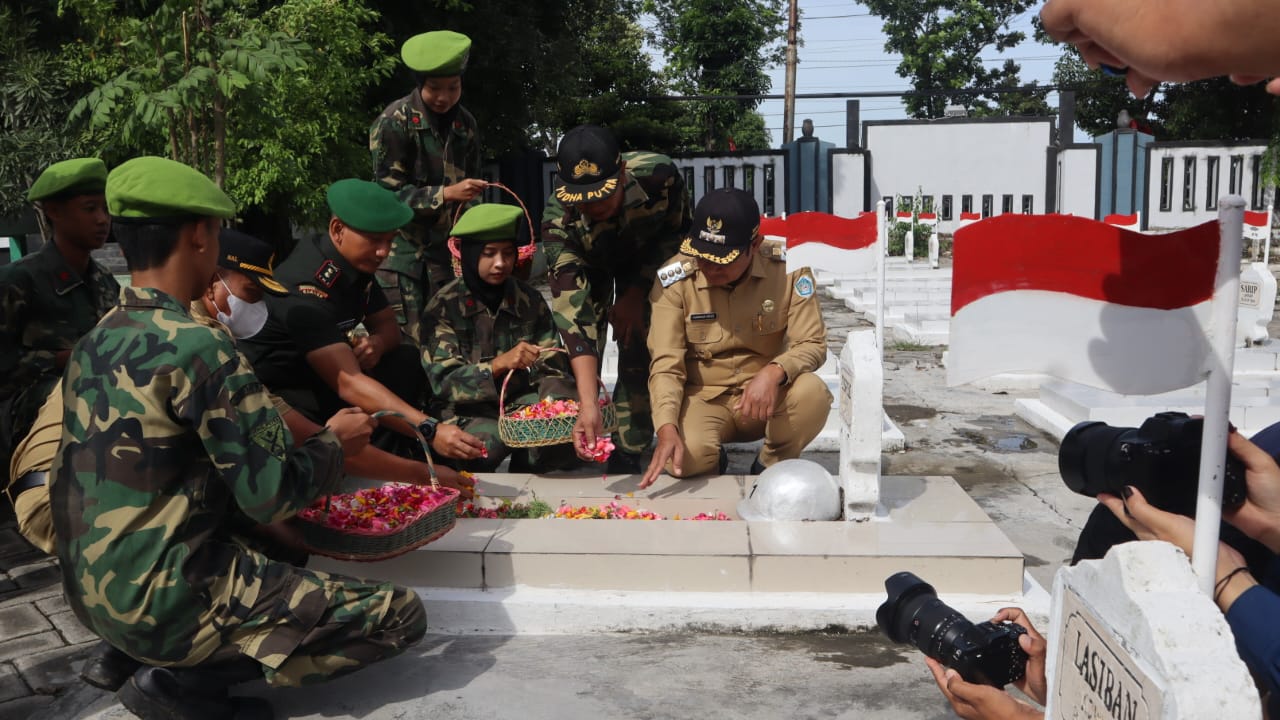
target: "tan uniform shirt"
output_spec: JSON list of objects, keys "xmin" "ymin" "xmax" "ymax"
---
[{"xmin": 647, "ymin": 247, "xmax": 827, "ymax": 430}]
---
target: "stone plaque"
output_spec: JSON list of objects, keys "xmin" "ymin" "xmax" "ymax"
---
[
  {"xmin": 1240, "ymin": 280, "xmax": 1261, "ymax": 308},
  {"xmin": 1053, "ymin": 586, "xmax": 1161, "ymax": 720}
]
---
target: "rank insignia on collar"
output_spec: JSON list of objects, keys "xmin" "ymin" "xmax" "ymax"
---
[{"xmin": 315, "ymin": 260, "xmax": 341, "ymax": 289}]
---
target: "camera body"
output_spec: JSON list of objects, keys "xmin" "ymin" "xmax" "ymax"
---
[
  {"xmin": 877, "ymin": 572, "xmax": 1028, "ymax": 687},
  {"xmin": 1059, "ymin": 412, "xmax": 1247, "ymax": 517}
]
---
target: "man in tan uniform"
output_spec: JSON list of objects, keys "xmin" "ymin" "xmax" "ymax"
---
[{"xmin": 641, "ymin": 188, "xmax": 832, "ymax": 489}]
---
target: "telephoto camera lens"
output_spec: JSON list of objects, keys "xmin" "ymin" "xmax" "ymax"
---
[{"xmin": 876, "ymin": 571, "xmax": 1029, "ymax": 688}]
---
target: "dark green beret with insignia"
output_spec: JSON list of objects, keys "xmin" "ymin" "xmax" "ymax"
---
[
  {"xmin": 27, "ymin": 158, "xmax": 108, "ymax": 202},
  {"xmin": 451, "ymin": 204, "xmax": 522, "ymax": 243},
  {"xmin": 107, "ymin": 156, "xmax": 235, "ymax": 220},
  {"xmin": 327, "ymin": 178, "xmax": 413, "ymax": 233},
  {"xmin": 402, "ymin": 31, "xmax": 471, "ymax": 76}
]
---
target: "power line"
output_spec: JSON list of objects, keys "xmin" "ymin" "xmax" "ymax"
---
[{"xmin": 646, "ymin": 83, "xmax": 1079, "ymax": 102}]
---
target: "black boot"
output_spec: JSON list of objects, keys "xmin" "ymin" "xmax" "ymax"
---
[
  {"xmin": 118, "ymin": 661, "xmax": 272, "ymax": 720},
  {"xmin": 605, "ymin": 450, "xmax": 642, "ymax": 475},
  {"xmin": 718, "ymin": 447, "xmax": 729, "ymax": 474},
  {"xmin": 80, "ymin": 640, "xmax": 141, "ymax": 691},
  {"xmin": 749, "ymin": 454, "xmax": 766, "ymax": 475}
]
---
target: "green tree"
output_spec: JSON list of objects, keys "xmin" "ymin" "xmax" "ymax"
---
[
  {"xmin": 862, "ymin": 0, "xmax": 1038, "ymax": 119},
  {"xmin": 645, "ymin": 0, "xmax": 786, "ymax": 151},
  {"xmin": 0, "ymin": 4, "xmax": 92, "ymax": 220},
  {"xmin": 969, "ymin": 60, "xmax": 1051, "ymax": 117},
  {"xmin": 62, "ymin": 0, "xmax": 394, "ymax": 229}
]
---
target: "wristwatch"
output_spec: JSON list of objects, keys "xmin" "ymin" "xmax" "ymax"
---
[{"xmin": 416, "ymin": 417, "xmax": 439, "ymax": 442}]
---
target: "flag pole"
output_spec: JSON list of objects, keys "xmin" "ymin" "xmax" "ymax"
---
[
  {"xmin": 875, "ymin": 200, "xmax": 886, "ymax": 353},
  {"xmin": 1192, "ymin": 196, "xmax": 1245, "ymax": 594}
]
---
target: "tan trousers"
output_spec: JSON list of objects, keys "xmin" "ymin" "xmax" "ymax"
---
[
  {"xmin": 670, "ymin": 372, "xmax": 832, "ymax": 477},
  {"xmin": 11, "ymin": 483, "xmax": 55, "ymax": 555}
]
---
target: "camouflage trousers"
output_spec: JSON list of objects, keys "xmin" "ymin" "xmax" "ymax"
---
[
  {"xmin": 376, "ymin": 259, "xmax": 455, "ymax": 348},
  {"xmin": 593, "ymin": 313, "xmax": 654, "ymax": 457},
  {"xmin": 203, "ymin": 558, "xmax": 427, "ymax": 688}
]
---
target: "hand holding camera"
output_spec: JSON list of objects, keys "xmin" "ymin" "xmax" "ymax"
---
[{"xmin": 1221, "ymin": 431, "xmax": 1280, "ymax": 554}]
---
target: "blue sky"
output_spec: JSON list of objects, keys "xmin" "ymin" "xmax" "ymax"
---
[{"xmin": 648, "ymin": 1, "xmax": 1065, "ymax": 147}]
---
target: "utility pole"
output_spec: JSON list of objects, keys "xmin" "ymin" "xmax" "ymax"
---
[{"xmin": 783, "ymin": 0, "xmax": 798, "ymax": 143}]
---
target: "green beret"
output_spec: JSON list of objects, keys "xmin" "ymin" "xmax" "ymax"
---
[
  {"xmin": 27, "ymin": 158, "xmax": 107, "ymax": 202},
  {"xmin": 107, "ymin": 157, "xmax": 235, "ymax": 220},
  {"xmin": 452, "ymin": 204, "xmax": 522, "ymax": 243},
  {"xmin": 402, "ymin": 31, "xmax": 471, "ymax": 76},
  {"xmin": 327, "ymin": 179, "xmax": 412, "ymax": 233}
]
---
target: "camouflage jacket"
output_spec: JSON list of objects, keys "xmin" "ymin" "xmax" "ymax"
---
[
  {"xmin": 50, "ymin": 287, "xmax": 345, "ymax": 666},
  {"xmin": 541, "ymin": 151, "xmax": 692, "ymax": 358},
  {"xmin": 370, "ymin": 91, "xmax": 482, "ymax": 272},
  {"xmin": 0, "ymin": 240, "xmax": 119, "ymax": 407},
  {"xmin": 420, "ymin": 277, "xmax": 569, "ymax": 417}
]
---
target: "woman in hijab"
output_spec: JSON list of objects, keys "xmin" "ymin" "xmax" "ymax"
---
[{"xmin": 419, "ymin": 204, "xmax": 578, "ymax": 472}]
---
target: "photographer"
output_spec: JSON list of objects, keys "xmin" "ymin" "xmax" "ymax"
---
[
  {"xmin": 926, "ymin": 607, "xmax": 1048, "ymax": 720},
  {"xmin": 1098, "ymin": 430, "xmax": 1280, "ymax": 716}
]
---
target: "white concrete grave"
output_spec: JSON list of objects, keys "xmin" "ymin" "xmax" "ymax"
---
[
  {"xmin": 1046, "ymin": 542, "xmax": 1259, "ymax": 719},
  {"xmin": 839, "ymin": 328, "xmax": 882, "ymax": 520},
  {"xmin": 1238, "ymin": 261, "xmax": 1277, "ymax": 346}
]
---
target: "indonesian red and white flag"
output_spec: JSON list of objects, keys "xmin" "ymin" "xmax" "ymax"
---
[
  {"xmin": 759, "ymin": 211, "xmax": 880, "ymax": 274},
  {"xmin": 947, "ymin": 214, "xmax": 1220, "ymax": 394}
]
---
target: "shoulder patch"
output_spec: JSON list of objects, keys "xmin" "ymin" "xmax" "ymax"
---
[
  {"xmin": 249, "ymin": 415, "xmax": 288, "ymax": 461},
  {"xmin": 315, "ymin": 260, "xmax": 341, "ymax": 289},
  {"xmin": 658, "ymin": 259, "xmax": 695, "ymax": 288},
  {"xmin": 793, "ymin": 274, "xmax": 815, "ymax": 298},
  {"xmin": 761, "ymin": 239, "xmax": 787, "ymax": 262},
  {"xmin": 298, "ymin": 284, "xmax": 330, "ymax": 300}
]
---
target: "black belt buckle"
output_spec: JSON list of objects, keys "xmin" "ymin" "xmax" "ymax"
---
[{"xmin": 10, "ymin": 470, "xmax": 48, "ymax": 497}]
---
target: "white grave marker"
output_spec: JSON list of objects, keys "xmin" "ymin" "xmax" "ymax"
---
[
  {"xmin": 838, "ymin": 329, "xmax": 881, "ymax": 520},
  {"xmin": 1045, "ymin": 542, "xmax": 1259, "ymax": 719},
  {"xmin": 1237, "ymin": 261, "xmax": 1277, "ymax": 346}
]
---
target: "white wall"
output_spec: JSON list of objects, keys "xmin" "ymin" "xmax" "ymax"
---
[
  {"xmin": 1056, "ymin": 146, "xmax": 1099, "ymax": 218},
  {"xmin": 1146, "ymin": 143, "xmax": 1273, "ymax": 230},
  {"xmin": 865, "ymin": 118, "xmax": 1054, "ymax": 234},
  {"xmin": 831, "ymin": 151, "xmax": 868, "ymax": 217}
]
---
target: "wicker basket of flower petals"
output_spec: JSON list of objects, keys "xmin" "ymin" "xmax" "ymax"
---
[
  {"xmin": 294, "ymin": 411, "xmax": 459, "ymax": 561},
  {"xmin": 497, "ymin": 347, "xmax": 617, "ymax": 449}
]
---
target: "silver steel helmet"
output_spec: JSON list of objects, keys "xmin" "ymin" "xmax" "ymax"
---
[{"xmin": 737, "ymin": 459, "xmax": 841, "ymax": 521}]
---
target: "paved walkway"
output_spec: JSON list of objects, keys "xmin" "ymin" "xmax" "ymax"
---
[{"xmin": 0, "ymin": 504, "xmax": 98, "ymax": 719}]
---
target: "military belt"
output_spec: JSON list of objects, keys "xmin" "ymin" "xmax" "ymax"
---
[{"xmin": 11, "ymin": 471, "xmax": 47, "ymax": 496}]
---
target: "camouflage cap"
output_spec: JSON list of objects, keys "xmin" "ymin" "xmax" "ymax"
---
[
  {"xmin": 402, "ymin": 31, "xmax": 471, "ymax": 76},
  {"xmin": 451, "ymin": 204, "xmax": 522, "ymax": 243},
  {"xmin": 680, "ymin": 188, "xmax": 760, "ymax": 265},
  {"xmin": 218, "ymin": 228, "xmax": 289, "ymax": 296},
  {"xmin": 107, "ymin": 157, "xmax": 235, "ymax": 221},
  {"xmin": 326, "ymin": 179, "xmax": 413, "ymax": 233},
  {"xmin": 553, "ymin": 124, "xmax": 622, "ymax": 205},
  {"xmin": 27, "ymin": 158, "xmax": 108, "ymax": 203}
]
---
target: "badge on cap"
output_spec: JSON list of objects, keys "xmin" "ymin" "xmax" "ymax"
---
[
  {"xmin": 572, "ymin": 159, "xmax": 600, "ymax": 180},
  {"xmin": 794, "ymin": 275, "xmax": 814, "ymax": 298}
]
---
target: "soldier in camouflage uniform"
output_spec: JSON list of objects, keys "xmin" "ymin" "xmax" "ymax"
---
[
  {"xmin": 421, "ymin": 204, "xmax": 577, "ymax": 473},
  {"xmin": 371, "ymin": 30, "xmax": 486, "ymax": 345},
  {"xmin": 0, "ymin": 158, "xmax": 118, "ymax": 485},
  {"xmin": 541, "ymin": 125, "xmax": 692, "ymax": 473},
  {"xmin": 50, "ymin": 157, "xmax": 426, "ymax": 720}
]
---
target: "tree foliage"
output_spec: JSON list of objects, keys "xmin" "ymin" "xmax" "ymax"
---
[
  {"xmin": 0, "ymin": 4, "xmax": 93, "ymax": 220},
  {"xmin": 863, "ymin": 0, "xmax": 1042, "ymax": 119},
  {"xmin": 645, "ymin": 0, "xmax": 786, "ymax": 151},
  {"xmin": 61, "ymin": 0, "xmax": 394, "ymax": 229}
]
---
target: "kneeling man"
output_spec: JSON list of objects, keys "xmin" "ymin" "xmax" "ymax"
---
[{"xmin": 641, "ymin": 188, "xmax": 832, "ymax": 488}]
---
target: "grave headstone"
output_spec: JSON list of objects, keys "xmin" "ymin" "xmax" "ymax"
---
[
  {"xmin": 1237, "ymin": 261, "xmax": 1277, "ymax": 346},
  {"xmin": 1045, "ymin": 542, "xmax": 1259, "ymax": 719},
  {"xmin": 838, "ymin": 329, "xmax": 881, "ymax": 520}
]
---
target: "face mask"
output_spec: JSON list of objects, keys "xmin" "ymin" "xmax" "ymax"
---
[{"xmin": 216, "ymin": 278, "xmax": 269, "ymax": 339}]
